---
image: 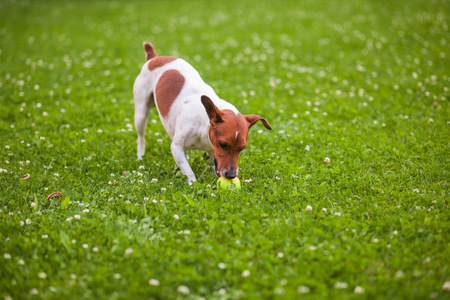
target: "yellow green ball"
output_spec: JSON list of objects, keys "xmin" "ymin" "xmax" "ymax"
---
[{"xmin": 217, "ymin": 177, "xmax": 241, "ymax": 190}]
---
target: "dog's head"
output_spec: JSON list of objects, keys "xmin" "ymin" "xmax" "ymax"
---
[{"xmin": 201, "ymin": 95, "xmax": 272, "ymax": 179}]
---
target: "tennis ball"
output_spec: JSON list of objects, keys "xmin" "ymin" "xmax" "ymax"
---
[{"xmin": 217, "ymin": 177, "xmax": 241, "ymax": 190}]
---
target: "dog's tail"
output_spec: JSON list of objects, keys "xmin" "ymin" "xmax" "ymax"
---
[{"xmin": 143, "ymin": 42, "xmax": 157, "ymax": 61}]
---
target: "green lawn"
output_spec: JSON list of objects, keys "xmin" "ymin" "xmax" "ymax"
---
[{"xmin": 0, "ymin": 0, "xmax": 449, "ymax": 299}]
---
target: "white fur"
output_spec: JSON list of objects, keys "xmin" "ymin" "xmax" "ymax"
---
[{"xmin": 133, "ymin": 58, "xmax": 239, "ymax": 184}]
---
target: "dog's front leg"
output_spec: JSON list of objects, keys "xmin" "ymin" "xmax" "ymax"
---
[
  {"xmin": 171, "ymin": 142, "xmax": 196, "ymax": 184},
  {"xmin": 207, "ymin": 150, "xmax": 217, "ymax": 172}
]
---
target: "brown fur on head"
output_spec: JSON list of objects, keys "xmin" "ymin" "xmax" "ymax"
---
[{"xmin": 201, "ymin": 95, "xmax": 272, "ymax": 179}]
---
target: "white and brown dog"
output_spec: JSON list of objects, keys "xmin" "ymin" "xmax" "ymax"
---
[{"xmin": 133, "ymin": 42, "xmax": 272, "ymax": 184}]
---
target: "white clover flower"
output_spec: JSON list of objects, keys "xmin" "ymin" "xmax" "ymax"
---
[
  {"xmin": 42, "ymin": 234, "xmax": 48, "ymax": 239},
  {"xmin": 334, "ymin": 212, "xmax": 342, "ymax": 216},
  {"xmin": 218, "ymin": 263, "xmax": 226, "ymax": 269},
  {"xmin": 443, "ymin": 281, "xmax": 450, "ymax": 291},
  {"xmin": 395, "ymin": 270, "xmax": 405, "ymax": 278},
  {"xmin": 173, "ymin": 214, "xmax": 179, "ymax": 220},
  {"xmin": 31, "ymin": 202, "xmax": 36, "ymax": 207},
  {"xmin": 149, "ymin": 279, "xmax": 160, "ymax": 286},
  {"xmin": 334, "ymin": 282, "xmax": 348, "ymax": 289},
  {"xmin": 93, "ymin": 247, "xmax": 99, "ymax": 252},
  {"xmin": 277, "ymin": 252, "xmax": 284, "ymax": 258},
  {"xmin": 177, "ymin": 285, "xmax": 190, "ymax": 294},
  {"xmin": 26, "ymin": 219, "xmax": 31, "ymax": 225},
  {"xmin": 242, "ymin": 270, "xmax": 251, "ymax": 277},
  {"xmin": 114, "ymin": 273, "xmax": 121, "ymax": 279},
  {"xmin": 151, "ymin": 178, "xmax": 158, "ymax": 182},
  {"xmin": 305, "ymin": 145, "xmax": 310, "ymax": 151},
  {"xmin": 305, "ymin": 205, "xmax": 312, "ymax": 211},
  {"xmin": 74, "ymin": 214, "xmax": 81, "ymax": 220},
  {"xmin": 322, "ymin": 208, "xmax": 327, "ymax": 212},
  {"xmin": 125, "ymin": 248, "xmax": 133, "ymax": 255},
  {"xmin": 38, "ymin": 272, "xmax": 47, "ymax": 279},
  {"xmin": 82, "ymin": 244, "xmax": 88, "ymax": 249},
  {"xmin": 324, "ymin": 157, "xmax": 330, "ymax": 163},
  {"xmin": 4, "ymin": 253, "xmax": 12, "ymax": 259},
  {"xmin": 30, "ymin": 288, "xmax": 39, "ymax": 295},
  {"xmin": 18, "ymin": 259, "xmax": 25, "ymax": 265},
  {"xmin": 309, "ymin": 246, "xmax": 317, "ymax": 251},
  {"xmin": 82, "ymin": 209, "xmax": 89, "ymax": 213},
  {"xmin": 297, "ymin": 285, "xmax": 310, "ymax": 294},
  {"xmin": 354, "ymin": 286, "xmax": 364, "ymax": 294}
]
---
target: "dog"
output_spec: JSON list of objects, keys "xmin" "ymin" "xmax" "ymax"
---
[{"xmin": 133, "ymin": 42, "xmax": 272, "ymax": 184}]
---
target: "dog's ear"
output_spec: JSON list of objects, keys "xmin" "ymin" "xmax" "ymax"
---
[
  {"xmin": 201, "ymin": 95, "xmax": 223, "ymax": 125},
  {"xmin": 245, "ymin": 115, "xmax": 272, "ymax": 130}
]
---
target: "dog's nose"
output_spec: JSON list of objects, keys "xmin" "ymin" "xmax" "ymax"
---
[{"xmin": 224, "ymin": 171, "xmax": 236, "ymax": 179}]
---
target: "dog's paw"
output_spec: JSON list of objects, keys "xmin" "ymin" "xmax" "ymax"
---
[{"xmin": 186, "ymin": 176, "xmax": 197, "ymax": 185}]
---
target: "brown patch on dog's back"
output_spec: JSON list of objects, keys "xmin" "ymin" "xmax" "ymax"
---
[
  {"xmin": 148, "ymin": 56, "xmax": 178, "ymax": 71},
  {"xmin": 155, "ymin": 70, "xmax": 185, "ymax": 117}
]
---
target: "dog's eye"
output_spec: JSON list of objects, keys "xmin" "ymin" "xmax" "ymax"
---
[{"xmin": 219, "ymin": 142, "xmax": 228, "ymax": 149}]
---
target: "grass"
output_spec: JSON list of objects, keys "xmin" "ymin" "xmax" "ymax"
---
[{"xmin": 0, "ymin": 0, "xmax": 449, "ymax": 299}]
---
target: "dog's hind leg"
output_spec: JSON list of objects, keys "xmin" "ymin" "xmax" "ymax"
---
[{"xmin": 133, "ymin": 74, "xmax": 155, "ymax": 160}]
